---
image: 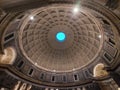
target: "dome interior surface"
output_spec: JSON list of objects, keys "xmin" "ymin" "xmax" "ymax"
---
[{"xmin": 20, "ymin": 5, "xmax": 103, "ymax": 72}]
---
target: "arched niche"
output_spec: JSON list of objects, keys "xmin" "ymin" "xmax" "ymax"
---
[
  {"xmin": 93, "ymin": 63, "xmax": 108, "ymax": 77},
  {"xmin": 0, "ymin": 47, "xmax": 16, "ymax": 64}
]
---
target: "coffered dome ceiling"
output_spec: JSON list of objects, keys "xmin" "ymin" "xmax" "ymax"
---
[
  {"xmin": 19, "ymin": 5, "xmax": 104, "ymax": 72},
  {"xmin": 0, "ymin": 0, "xmax": 120, "ymax": 89}
]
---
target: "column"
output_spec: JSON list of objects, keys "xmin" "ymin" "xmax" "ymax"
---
[
  {"xmin": 19, "ymin": 83, "xmax": 27, "ymax": 90},
  {"xmin": 13, "ymin": 81, "xmax": 21, "ymax": 90},
  {"xmin": 26, "ymin": 84, "xmax": 32, "ymax": 90}
]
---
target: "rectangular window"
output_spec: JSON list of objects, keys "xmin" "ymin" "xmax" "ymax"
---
[
  {"xmin": 52, "ymin": 76, "xmax": 55, "ymax": 82},
  {"xmin": 40, "ymin": 73, "xmax": 44, "ymax": 79},
  {"xmin": 28, "ymin": 69, "xmax": 33, "ymax": 75},
  {"xmin": 104, "ymin": 53, "xmax": 113, "ymax": 62},
  {"xmin": 17, "ymin": 61, "xmax": 24, "ymax": 68},
  {"xmin": 109, "ymin": 38, "xmax": 115, "ymax": 45},
  {"xmin": 63, "ymin": 76, "xmax": 66, "ymax": 82},
  {"xmin": 74, "ymin": 74, "xmax": 78, "ymax": 81},
  {"xmin": 5, "ymin": 33, "xmax": 14, "ymax": 41}
]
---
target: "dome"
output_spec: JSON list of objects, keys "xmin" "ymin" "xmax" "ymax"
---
[
  {"xmin": 0, "ymin": 0, "xmax": 120, "ymax": 89},
  {"xmin": 19, "ymin": 5, "xmax": 103, "ymax": 72}
]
